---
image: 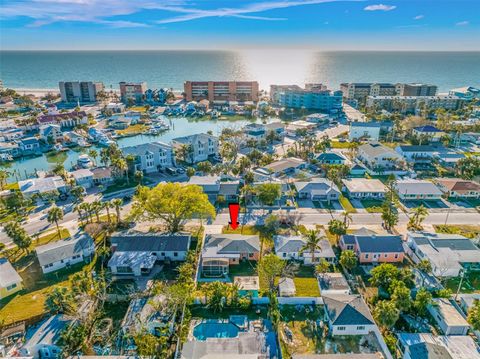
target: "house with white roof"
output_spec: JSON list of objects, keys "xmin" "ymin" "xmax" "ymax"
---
[
  {"xmin": 342, "ymin": 178, "xmax": 386, "ymax": 199},
  {"xmin": 357, "ymin": 142, "xmax": 403, "ymax": 171},
  {"xmin": 395, "ymin": 179, "xmax": 443, "ymax": 200},
  {"xmin": 122, "ymin": 141, "xmax": 175, "ymax": 174},
  {"xmin": 18, "ymin": 176, "xmax": 67, "ymax": 198},
  {"xmin": 318, "ymin": 272, "xmax": 351, "ymax": 295},
  {"xmin": 428, "ymin": 298, "xmax": 470, "ymax": 336},
  {"xmin": 0, "ymin": 258, "xmax": 23, "ymax": 299},
  {"xmin": 294, "ymin": 178, "xmax": 340, "ymax": 202},
  {"xmin": 349, "ymin": 121, "xmax": 387, "ymax": 141},
  {"xmin": 254, "ymin": 157, "xmax": 306, "ymax": 180},
  {"xmin": 406, "ymin": 231, "xmax": 480, "ymax": 277},
  {"xmin": 39, "ymin": 124, "xmax": 63, "ymax": 143},
  {"xmin": 69, "ymin": 168, "xmax": 94, "ymax": 189},
  {"xmin": 274, "ymin": 235, "xmax": 335, "ymax": 265},
  {"xmin": 35, "ymin": 233, "xmax": 95, "ymax": 274},
  {"xmin": 91, "ymin": 166, "xmax": 113, "ymax": 186}
]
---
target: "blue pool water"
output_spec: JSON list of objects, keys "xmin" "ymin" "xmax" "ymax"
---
[{"xmin": 193, "ymin": 322, "xmax": 239, "ymax": 341}]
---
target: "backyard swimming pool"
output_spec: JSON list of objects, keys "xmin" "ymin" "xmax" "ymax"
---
[{"xmin": 193, "ymin": 322, "xmax": 240, "ymax": 341}]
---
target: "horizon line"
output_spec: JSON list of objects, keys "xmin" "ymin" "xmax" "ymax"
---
[{"xmin": 2, "ymin": 48, "xmax": 480, "ymax": 52}]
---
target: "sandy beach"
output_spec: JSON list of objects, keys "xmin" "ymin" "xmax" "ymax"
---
[{"xmin": 13, "ymin": 88, "xmax": 59, "ymax": 97}]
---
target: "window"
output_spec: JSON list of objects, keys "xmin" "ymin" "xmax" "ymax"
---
[
  {"xmin": 357, "ymin": 326, "xmax": 365, "ymax": 330},
  {"xmin": 174, "ymin": 252, "xmax": 178, "ymax": 257},
  {"xmin": 337, "ymin": 326, "xmax": 346, "ymax": 331},
  {"xmin": 283, "ymin": 253, "xmax": 286, "ymax": 258},
  {"xmin": 365, "ymin": 254, "xmax": 369, "ymax": 259},
  {"xmin": 384, "ymin": 253, "xmax": 388, "ymax": 258},
  {"xmin": 161, "ymin": 252, "xmax": 165, "ymax": 256},
  {"xmin": 394, "ymin": 253, "xmax": 399, "ymax": 259},
  {"xmin": 6, "ymin": 283, "xmax": 17, "ymax": 291},
  {"xmin": 249, "ymin": 253, "xmax": 254, "ymax": 258}
]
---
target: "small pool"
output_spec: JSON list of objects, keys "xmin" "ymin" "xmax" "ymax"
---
[{"xmin": 193, "ymin": 322, "xmax": 239, "ymax": 341}]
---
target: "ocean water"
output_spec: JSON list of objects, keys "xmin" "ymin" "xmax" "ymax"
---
[{"xmin": 1, "ymin": 50, "xmax": 479, "ymax": 92}]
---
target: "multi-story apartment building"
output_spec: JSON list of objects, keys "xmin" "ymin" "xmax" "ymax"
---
[
  {"xmin": 274, "ymin": 85, "xmax": 343, "ymax": 112},
  {"xmin": 122, "ymin": 141, "xmax": 175, "ymax": 174},
  {"xmin": 59, "ymin": 81, "xmax": 104, "ymax": 103},
  {"xmin": 396, "ymin": 83, "xmax": 437, "ymax": 96},
  {"xmin": 183, "ymin": 81, "xmax": 259, "ymax": 103},
  {"xmin": 171, "ymin": 133, "xmax": 219, "ymax": 164},
  {"xmin": 270, "ymin": 85, "xmax": 303, "ymax": 103},
  {"xmin": 366, "ymin": 95, "xmax": 465, "ymax": 114},
  {"xmin": 119, "ymin": 82, "xmax": 147, "ymax": 104}
]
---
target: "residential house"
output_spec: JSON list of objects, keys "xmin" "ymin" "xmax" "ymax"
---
[
  {"xmin": 357, "ymin": 142, "xmax": 403, "ymax": 170},
  {"xmin": 122, "ymin": 141, "xmax": 175, "ymax": 174},
  {"xmin": 306, "ymin": 113, "xmax": 329, "ymax": 123},
  {"xmin": 349, "ymin": 121, "xmax": 392, "ymax": 141},
  {"xmin": 63, "ymin": 131, "xmax": 88, "ymax": 147},
  {"xmin": 406, "ymin": 232, "xmax": 480, "ymax": 277},
  {"xmin": 285, "ymin": 120, "xmax": 317, "ymax": 136},
  {"xmin": 171, "ymin": 133, "xmax": 219, "ymax": 164},
  {"xmin": 0, "ymin": 142, "xmax": 21, "ymax": 159},
  {"xmin": 323, "ymin": 294, "xmax": 377, "ymax": 336},
  {"xmin": 412, "ymin": 125, "xmax": 445, "ymax": 142},
  {"xmin": 108, "ymin": 233, "xmax": 191, "ymax": 277},
  {"xmin": 244, "ymin": 121, "xmax": 285, "ymax": 142},
  {"xmin": 187, "ymin": 175, "xmax": 239, "ymax": 202},
  {"xmin": 18, "ymin": 176, "xmax": 67, "ymax": 198},
  {"xmin": 36, "ymin": 233, "xmax": 95, "ymax": 274},
  {"xmin": 434, "ymin": 178, "xmax": 480, "ymax": 199},
  {"xmin": 395, "ymin": 179, "xmax": 443, "ymax": 201},
  {"xmin": 397, "ymin": 333, "xmax": 479, "ymax": 359},
  {"xmin": 316, "ymin": 152, "xmax": 346, "ymax": 165},
  {"xmin": 428, "ymin": 298, "xmax": 470, "ymax": 336},
  {"xmin": 70, "ymin": 169, "xmax": 94, "ymax": 189},
  {"xmin": 274, "ymin": 235, "xmax": 335, "ymax": 264},
  {"xmin": 0, "ymin": 127, "xmax": 24, "ymax": 141},
  {"xmin": 340, "ymin": 233, "xmax": 404, "ymax": 263},
  {"xmin": 459, "ymin": 132, "xmax": 480, "ymax": 145},
  {"xmin": 254, "ymin": 157, "xmax": 306, "ymax": 180},
  {"xmin": 395, "ymin": 145, "xmax": 438, "ymax": 163},
  {"xmin": 37, "ymin": 111, "xmax": 88, "ymax": 129},
  {"xmin": 18, "ymin": 137, "xmax": 40, "ymax": 154},
  {"xmin": 201, "ymin": 234, "xmax": 260, "ymax": 277},
  {"xmin": 294, "ymin": 178, "xmax": 340, "ymax": 202},
  {"xmin": 342, "ymin": 178, "xmax": 386, "ymax": 199},
  {"xmin": 318, "ymin": 272, "xmax": 351, "ymax": 296},
  {"xmin": 91, "ymin": 167, "xmax": 113, "ymax": 186},
  {"xmin": 39, "ymin": 124, "xmax": 63, "ymax": 143},
  {"xmin": 349, "ymin": 163, "xmax": 368, "ymax": 177},
  {"xmin": 0, "ymin": 258, "xmax": 23, "ymax": 299},
  {"xmin": 457, "ymin": 293, "xmax": 480, "ymax": 315}
]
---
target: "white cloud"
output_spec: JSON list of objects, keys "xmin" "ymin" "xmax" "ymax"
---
[
  {"xmin": 413, "ymin": 15, "xmax": 424, "ymax": 20},
  {"xmin": 456, "ymin": 20, "xmax": 469, "ymax": 26},
  {"xmin": 364, "ymin": 4, "xmax": 396, "ymax": 11}
]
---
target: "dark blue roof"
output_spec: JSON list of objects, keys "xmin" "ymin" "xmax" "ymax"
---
[
  {"xmin": 355, "ymin": 235, "xmax": 404, "ymax": 253},
  {"xmin": 317, "ymin": 152, "xmax": 345, "ymax": 161},
  {"xmin": 414, "ymin": 125, "xmax": 442, "ymax": 133}
]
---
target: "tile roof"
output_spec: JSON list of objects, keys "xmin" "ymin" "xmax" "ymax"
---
[
  {"xmin": 38, "ymin": 111, "xmax": 87, "ymax": 124},
  {"xmin": 435, "ymin": 178, "xmax": 480, "ymax": 192}
]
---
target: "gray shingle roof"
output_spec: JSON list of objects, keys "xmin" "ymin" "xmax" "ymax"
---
[
  {"xmin": 111, "ymin": 233, "xmax": 191, "ymax": 252},
  {"xmin": 205, "ymin": 234, "xmax": 260, "ymax": 254},
  {"xmin": 409, "ymin": 342, "xmax": 452, "ymax": 359},
  {"xmin": 323, "ymin": 294, "xmax": 375, "ymax": 326},
  {"xmin": 35, "ymin": 233, "xmax": 93, "ymax": 266},
  {"xmin": 0, "ymin": 258, "xmax": 22, "ymax": 287}
]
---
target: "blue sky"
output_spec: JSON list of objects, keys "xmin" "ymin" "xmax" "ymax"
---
[{"xmin": 1, "ymin": 0, "xmax": 479, "ymax": 50}]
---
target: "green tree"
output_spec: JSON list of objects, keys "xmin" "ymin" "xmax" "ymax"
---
[
  {"xmin": 381, "ymin": 200, "xmax": 398, "ymax": 230},
  {"xmin": 47, "ymin": 206, "xmax": 64, "ymax": 239},
  {"xmin": 373, "ymin": 300, "xmax": 399, "ymax": 329},
  {"xmin": 413, "ymin": 287, "xmax": 432, "ymax": 316},
  {"xmin": 70, "ymin": 185, "xmax": 85, "ymax": 203},
  {"xmin": 315, "ymin": 259, "xmax": 330, "ymax": 277},
  {"xmin": 133, "ymin": 330, "xmax": 168, "ymax": 358},
  {"xmin": 369, "ymin": 263, "xmax": 400, "ymax": 291},
  {"xmin": 467, "ymin": 299, "xmax": 480, "ymax": 331},
  {"xmin": 339, "ymin": 250, "xmax": 357, "ymax": 271},
  {"xmin": 0, "ymin": 170, "xmax": 10, "ymax": 190},
  {"xmin": 134, "ymin": 170, "xmax": 144, "ymax": 185},
  {"xmin": 88, "ymin": 149, "xmax": 98, "ymax": 166},
  {"xmin": 204, "ymin": 281, "xmax": 229, "ymax": 313},
  {"xmin": 300, "ymin": 229, "xmax": 324, "ymax": 265},
  {"xmin": 197, "ymin": 161, "xmax": 213, "ymax": 174},
  {"xmin": 328, "ymin": 219, "xmax": 347, "ymax": 243},
  {"xmin": 408, "ymin": 205, "xmax": 428, "ymax": 231},
  {"xmin": 258, "ymin": 254, "xmax": 286, "ymax": 292},
  {"xmin": 131, "ymin": 183, "xmax": 215, "ymax": 233},
  {"xmin": 256, "ymin": 183, "xmax": 281, "ymax": 206},
  {"xmin": 456, "ymin": 157, "xmax": 480, "ymax": 180},
  {"xmin": 46, "ymin": 286, "xmax": 76, "ymax": 314},
  {"xmin": 391, "ymin": 282, "xmax": 412, "ymax": 312},
  {"xmin": 59, "ymin": 323, "xmax": 87, "ymax": 357},
  {"xmin": 186, "ymin": 167, "xmax": 195, "ymax": 178},
  {"xmin": 111, "ymin": 198, "xmax": 123, "ymax": 223},
  {"xmin": 4, "ymin": 221, "xmax": 32, "ymax": 253}
]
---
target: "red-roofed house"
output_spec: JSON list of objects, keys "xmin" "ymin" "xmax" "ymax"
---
[
  {"xmin": 37, "ymin": 111, "xmax": 88, "ymax": 129},
  {"xmin": 434, "ymin": 178, "xmax": 480, "ymax": 199}
]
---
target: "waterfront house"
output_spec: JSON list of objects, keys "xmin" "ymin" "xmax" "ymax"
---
[
  {"xmin": 171, "ymin": 133, "xmax": 219, "ymax": 164},
  {"xmin": 254, "ymin": 157, "xmax": 306, "ymax": 180},
  {"xmin": 434, "ymin": 178, "xmax": 480, "ymax": 199},
  {"xmin": 0, "ymin": 127, "xmax": 24, "ymax": 141},
  {"xmin": 0, "ymin": 258, "xmax": 23, "ymax": 299},
  {"xmin": 395, "ymin": 145, "xmax": 439, "ymax": 163},
  {"xmin": 357, "ymin": 142, "xmax": 403, "ymax": 171},
  {"xmin": 349, "ymin": 121, "xmax": 392, "ymax": 141},
  {"xmin": 37, "ymin": 111, "xmax": 88, "ymax": 129},
  {"xmin": 342, "ymin": 178, "xmax": 386, "ymax": 199},
  {"xmin": 63, "ymin": 131, "xmax": 88, "ymax": 147},
  {"xmin": 69, "ymin": 169, "xmax": 94, "ymax": 189},
  {"xmin": 339, "ymin": 233, "xmax": 404, "ymax": 264},
  {"xmin": 18, "ymin": 137, "xmax": 40, "ymax": 154},
  {"xmin": 349, "ymin": 163, "xmax": 368, "ymax": 177},
  {"xmin": 109, "ymin": 117, "xmax": 132, "ymax": 130},
  {"xmin": 274, "ymin": 235, "xmax": 335, "ymax": 264},
  {"xmin": 36, "ymin": 233, "xmax": 95, "ymax": 274},
  {"xmin": 108, "ymin": 233, "xmax": 191, "ymax": 277},
  {"xmin": 394, "ymin": 179, "xmax": 443, "ymax": 201},
  {"xmin": 316, "ymin": 152, "xmax": 346, "ymax": 165},
  {"xmin": 323, "ymin": 294, "xmax": 377, "ymax": 336},
  {"xmin": 19, "ymin": 176, "xmax": 67, "ymax": 198},
  {"xmin": 294, "ymin": 178, "xmax": 340, "ymax": 202},
  {"xmin": 106, "ymin": 102, "xmax": 126, "ymax": 113},
  {"xmin": 244, "ymin": 121, "xmax": 285, "ymax": 142},
  {"xmin": 39, "ymin": 124, "xmax": 63, "ymax": 143},
  {"xmin": 459, "ymin": 132, "xmax": 480, "ymax": 145},
  {"xmin": 0, "ymin": 142, "xmax": 21, "ymax": 159},
  {"xmin": 428, "ymin": 298, "xmax": 470, "ymax": 335},
  {"xmin": 405, "ymin": 231, "xmax": 480, "ymax": 277},
  {"xmin": 412, "ymin": 125, "xmax": 445, "ymax": 142},
  {"xmin": 201, "ymin": 234, "xmax": 260, "ymax": 277},
  {"xmin": 91, "ymin": 167, "xmax": 113, "ymax": 186},
  {"xmin": 122, "ymin": 141, "xmax": 175, "ymax": 174}
]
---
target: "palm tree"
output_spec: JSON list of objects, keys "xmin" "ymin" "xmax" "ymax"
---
[
  {"xmin": 342, "ymin": 211, "xmax": 352, "ymax": 226},
  {"xmin": 91, "ymin": 200, "xmax": 102, "ymax": 222},
  {"xmin": 103, "ymin": 201, "xmax": 112, "ymax": 223},
  {"xmin": 73, "ymin": 204, "xmax": 83, "ymax": 226},
  {"xmin": 79, "ymin": 202, "xmax": 92, "ymax": 223},
  {"xmin": 0, "ymin": 170, "xmax": 10, "ymax": 190},
  {"xmin": 300, "ymin": 229, "xmax": 323, "ymax": 265},
  {"xmin": 111, "ymin": 198, "xmax": 123, "ymax": 223},
  {"xmin": 88, "ymin": 149, "xmax": 98, "ymax": 166},
  {"xmin": 114, "ymin": 158, "xmax": 129, "ymax": 184},
  {"xmin": 47, "ymin": 206, "xmax": 64, "ymax": 239},
  {"xmin": 134, "ymin": 170, "xmax": 143, "ymax": 185},
  {"xmin": 409, "ymin": 205, "xmax": 428, "ymax": 230}
]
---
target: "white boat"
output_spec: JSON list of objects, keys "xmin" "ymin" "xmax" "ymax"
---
[
  {"xmin": 0, "ymin": 153, "xmax": 13, "ymax": 162},
  {"xmin": 77, "ymin": 154, "xmax": 94, "ymax": 168}
]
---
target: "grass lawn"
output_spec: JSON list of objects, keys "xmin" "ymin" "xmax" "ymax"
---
[
  {"xmin": 293, "ymin": 277, "xmax": 320, "ymax": 297},
  {"xmin": 330, "ymin": 140, "xmax": 351, "ymax": 149},
  {"xmin": 339, "ymin": 195, "xmax": 356, "ymax": 213},
  {"xmin": 444, "ymin": 271, "xmax": 480, "ymax": 294},
  {"xmin": 434, "ymin": 225, "xmax": 480, "ymax": 239},
  {"xmin": 116, "ymin": 124, "xmax": 147, "ymax": 136},
  {"xmin": 360, "ymin": 199, "xmax": 384, "ymax": 213},
  {"xmin": 229, "ymin": 260, "xmax": 258, "ymax": 277},
  {"xmin": 103, "ymin": 179, "xmax": 143, "ymax": 194},
  {"xmin": 128, "ymin": 106, "xmax": 147, "ymax": 112},
  {"xmin": 4, "ymin": 182, "xmax": 19, "ymax": 190}
]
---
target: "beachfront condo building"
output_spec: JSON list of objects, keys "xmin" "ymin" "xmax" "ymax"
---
[
  {"xmin": 397, "ymin": 83, "xmax": 438, "ymax": 96},
  {"xmin": 119, "ymin": 82, "xmax": 147, "ymax": 104},
  {"xmin": 183, "ymin": 81, "xmax": 259, "ymax": 103},
  {"xmin": 59, "ymin": 81, "xmax": 104, "ymax": 103},
  {"xmin": 272, "ymin": 85, "xmax": 343, "ymax": 112},
  {"xmin": 340, "ymin": 82, "xmax": 438, "ymax": 103},
  {"xmin": 366, "ymin": 95, "xmax": 465, "ymax": 114}
]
